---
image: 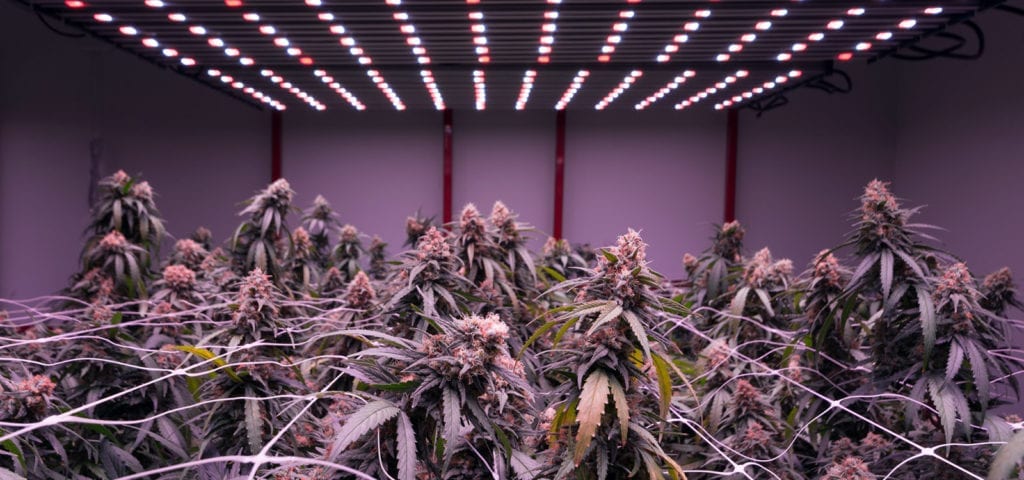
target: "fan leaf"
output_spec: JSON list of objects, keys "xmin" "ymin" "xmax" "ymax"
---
[
  {"xmin": 333, "ymin": 400, "xmax": 401, "ymax": 453},
  {"xmin": 575, "ymin": 370, "xmax": 611, "ymax": 465}
]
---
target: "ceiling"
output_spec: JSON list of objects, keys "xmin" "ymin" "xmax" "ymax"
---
[{"xmin": 17, "ymin": 0, "xmax": 1000, "ymax": 112}]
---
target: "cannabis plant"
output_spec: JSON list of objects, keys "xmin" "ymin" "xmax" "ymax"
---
[
  {"xmin": 538, "ymin": 237, "xmax": 589, "ymax": 284},
  {"xmin": 85, "ymin": 169, "xmax": 165, "ymax": 253},
  {"xmin": 530, "ymin": 230, "xmax": 686, "ymax": 479},
  {"xmin": 368, "ymin": 235, "xmax": 389, "ymax": 281},
  {"xmin": 232, "ymin": 179, "xmax": 296, "ymax": 282},
  {"xmin": 324, "ymin": 312, "xmax": 538, "ymax": 480},
  {"xmin": 332, "ymin": 224, "xmax": 364, "ymax": 283},
  {"xmin": 301, "ymin": 195, "xmax": 341, "ymax": 269}
]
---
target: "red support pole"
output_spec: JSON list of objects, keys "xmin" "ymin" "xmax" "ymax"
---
[
  {"xmin": 442, "ymin": 109, "xmax": 454, "ymax": 226},
  {"xmin": 271, "ymin": 111, "xmax": 283, "ymax": 181},
  {"xmin": 553, "ymin": 110, "xmax": 566, "ymax": 239},
  {"xmin": 723, "ymin": 109, "xmax": 738, "ymax": 223}
]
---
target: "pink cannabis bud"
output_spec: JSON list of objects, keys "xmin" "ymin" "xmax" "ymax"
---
[
  {"xmin": 233, "ymin": 268, "xmax": 279, "ymax": 328},
  {"xmin": 742, "ymin": 248, "xmax": 793, "ymax": 289},
  {"xmin": 983, "ymin": 267, "xmax": 1014, "ymax": 292},
  {"xmin": 174, "ymin": 238, "xmax": 206, "ymax": 262},
  {"xmin": 682, "ymin": 253, "xmax": 698, "ymax": 271},
  {"xmin": 192, "ymin": 226, "xmax": 212, "ymax": 245},
  {"xmin": 822, "ymin": 456, "xmax": 876, "ymax": 480},
  {"xmin": 543, "ymin": 237, "xmax": 570, "ymax": 257},
  {"xmin": 861, "ymin": 179, "xmax": 900, "ymax": 215},
  {"xmin": 737, "ymin": 421, "xmax": 772, "ymax": 450},
  {"xmin": 98, "ymin": 230, "xmax": 129, "ymax": 253},
  {"xmin": 859, "ymin": 432, "xmax": 892, "ymax": 462},
  {"xmin": 266, "ymin": 178, "xmax": 293, "ymax": 203},
  {"xmin": 416, "ymin": 227, "xmax": 452, "ymax": 262},
  {"xmin": 292, "ymin": 227, "xmax": 312, "ymax": 258},
  {"xmin": 858, "ymin": 180, "xmax": 906, "ymax": 243},
  {"xmin": 490, "ymin": 200, "xmax": 512, "ymax": 229},
  {"xmin": 111, "ymin": 169, "xmax": 130, "ymax": 186},
  {"xmin": 616, "ymin": 229, "xmax": 647, "ymax": 266},
  {"xmin": 1, "ymin": 375, "xmax": 57, "ymax": 420},
  {"xmin": 162, "ymin": 265, "xmax": 196, "ymax": 291},
  {"xmin": 320, "ymin": 266, "xmax": 345, "ymax": 293},
  {"xmin": 812, "ymin": 250, "xmax": 844, "ymax": 289},
  {"xmin": 714, "ymin": 220, "xmax": 746, "ymax": 261},
  {"xmin": 344, "ymin": 271, "xmax": 377, "ymax": 308},
  {"xmin": 338, "ymin": 224, "xmax": 359, "ymax": 243},
  {"xmin": 131, "ymin": 180, "xmax": 154, "ymax": 202},
  {"xmin": 406, "ymin": 216, "xmax": 427, "ymax": 238},
  {"xmin": 732, "ymin": 379, "xmax": 768, "ymax": 414},
  {"xmin": 456, "ymin": 312, "xmax": 511, "ymax": 346},
  {"xmin": 458, "ymin": 203, "xmax": 487, "ymax": 242},
  {"xmin": 933, "ymin": 262, "xmax": 976, "ymax": 302}
]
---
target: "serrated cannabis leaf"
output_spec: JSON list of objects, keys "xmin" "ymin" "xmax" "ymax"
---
[{"xmin": 575, "ymin": 369, "xmax": 611, "ymax": 465}]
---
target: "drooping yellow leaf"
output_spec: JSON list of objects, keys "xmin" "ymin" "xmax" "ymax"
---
[{"xmin": 575, "ymin": 370, "xmax": 611, "ymax": 465}]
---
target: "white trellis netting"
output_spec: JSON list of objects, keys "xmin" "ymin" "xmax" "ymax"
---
[{"xmin": 1, "ymin": 296, "xmax": 1020, "ymax": 479}]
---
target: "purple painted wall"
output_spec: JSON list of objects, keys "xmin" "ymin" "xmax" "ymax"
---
[
  {"xmin": 890, "ymin": 10, "xmax": 1024, "ymax": 283},
  {"xmin": 0, "ymin": 1, "xmax": 267, "ymax": 298},
  {"xmin": 564, "ymin": 109, "xmax": 726, "ymax": 277},
  {"xmin": 281, "ymin": 110, "xmax": 443, "ymax": 254},
  {"xmin": 452, "ymin": 111, "xmax": 556, "ymax": 252}
]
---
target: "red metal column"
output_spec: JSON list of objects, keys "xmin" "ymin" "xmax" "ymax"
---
[
  {"xmin": 723, "ymin": 109, "xmax": 738, "ymax": 223},
  {"xmin": 553, "ymin": 110, "xmax": 566, "ymax": 239},
  {"xmin": 271, "ymin": 111, "xmax": 283, "ymax": 181},
  {"xmin": 443, "ymin": 109, "xmax": 454, "ymax": 226}
]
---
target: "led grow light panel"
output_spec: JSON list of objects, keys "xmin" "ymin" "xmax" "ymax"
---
[{"xmin": 19, "ymin": 0, "xmax": 994, "ymax": 112}]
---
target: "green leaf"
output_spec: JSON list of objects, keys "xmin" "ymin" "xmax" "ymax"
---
[
  {"xmin": 541, "ymin": 266, "xmax": 566, "ymax": 283},
  {"xmin": 651, "ymin": 352, "xmax": 673, "ymax": 420},
  {"xmin": 553, "ymin": 315, "xmax": 582, "ymax": 349},
  {"xmin": 395, "ymin": 411, "xmax": 417, "ymax": 480},
  {"xmin": 368, "ymin": 381, "xmax": 420, "ymax": 392},
  {"xmin": 0, "ymin": 440, "xmax": 24, "ymax": 470},
  {"xmin": 575, "ymin": 370, "xmax": 611, "ymax": 465},
  {"xmin": 333, "ymin": 400, "xmax": 401, "ymax": 453},
  {"xmin": 608, "ymin": 375, "xmax": 630, "ymax": 445},
  {"xmin": 601, "ymin": 249, "xmax": 617, "ymax": 263},
  {"xmin": 519, "ymin": 320, "xmax": 558, "ymax": 360},
  {"xmin": 174, "ymin": 345, "xmax": 242, "ymax": 383}
]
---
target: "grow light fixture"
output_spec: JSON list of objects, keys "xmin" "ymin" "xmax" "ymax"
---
[
  {"xmin": 656, "ymin": 9, "xmax": 707, "ymax": 63},
  {"xmin": 634, "ymin": 70, "xmax": 695, "ymax": 111},
  {"xmin": 595, "ymin": 70, "xmax": 643, "ymax": 110},
  {"xmin": 467, "ymin": 5, "xmax": 490, "ymax": 64},
  {"xmin": 515, "ymin": 70, "xmax": 537, "ymax": 110},
  {"xmin": 536, "ymin": 3, "xmax": 561, "ymax": 63},
  {"xmin": 597, "ymin": 1, "xmax": 641, "ymax": 63},
  {"xmin": 43, "ymin": 0, "xmax": 989, "ymax": 111},
  {"xmin": 473, "ymin": 70, "xmax": 486, "ymax": 110},
  {"xmin": 555, "ymin": 70, "xmax": 589, "ymax": 111}
]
